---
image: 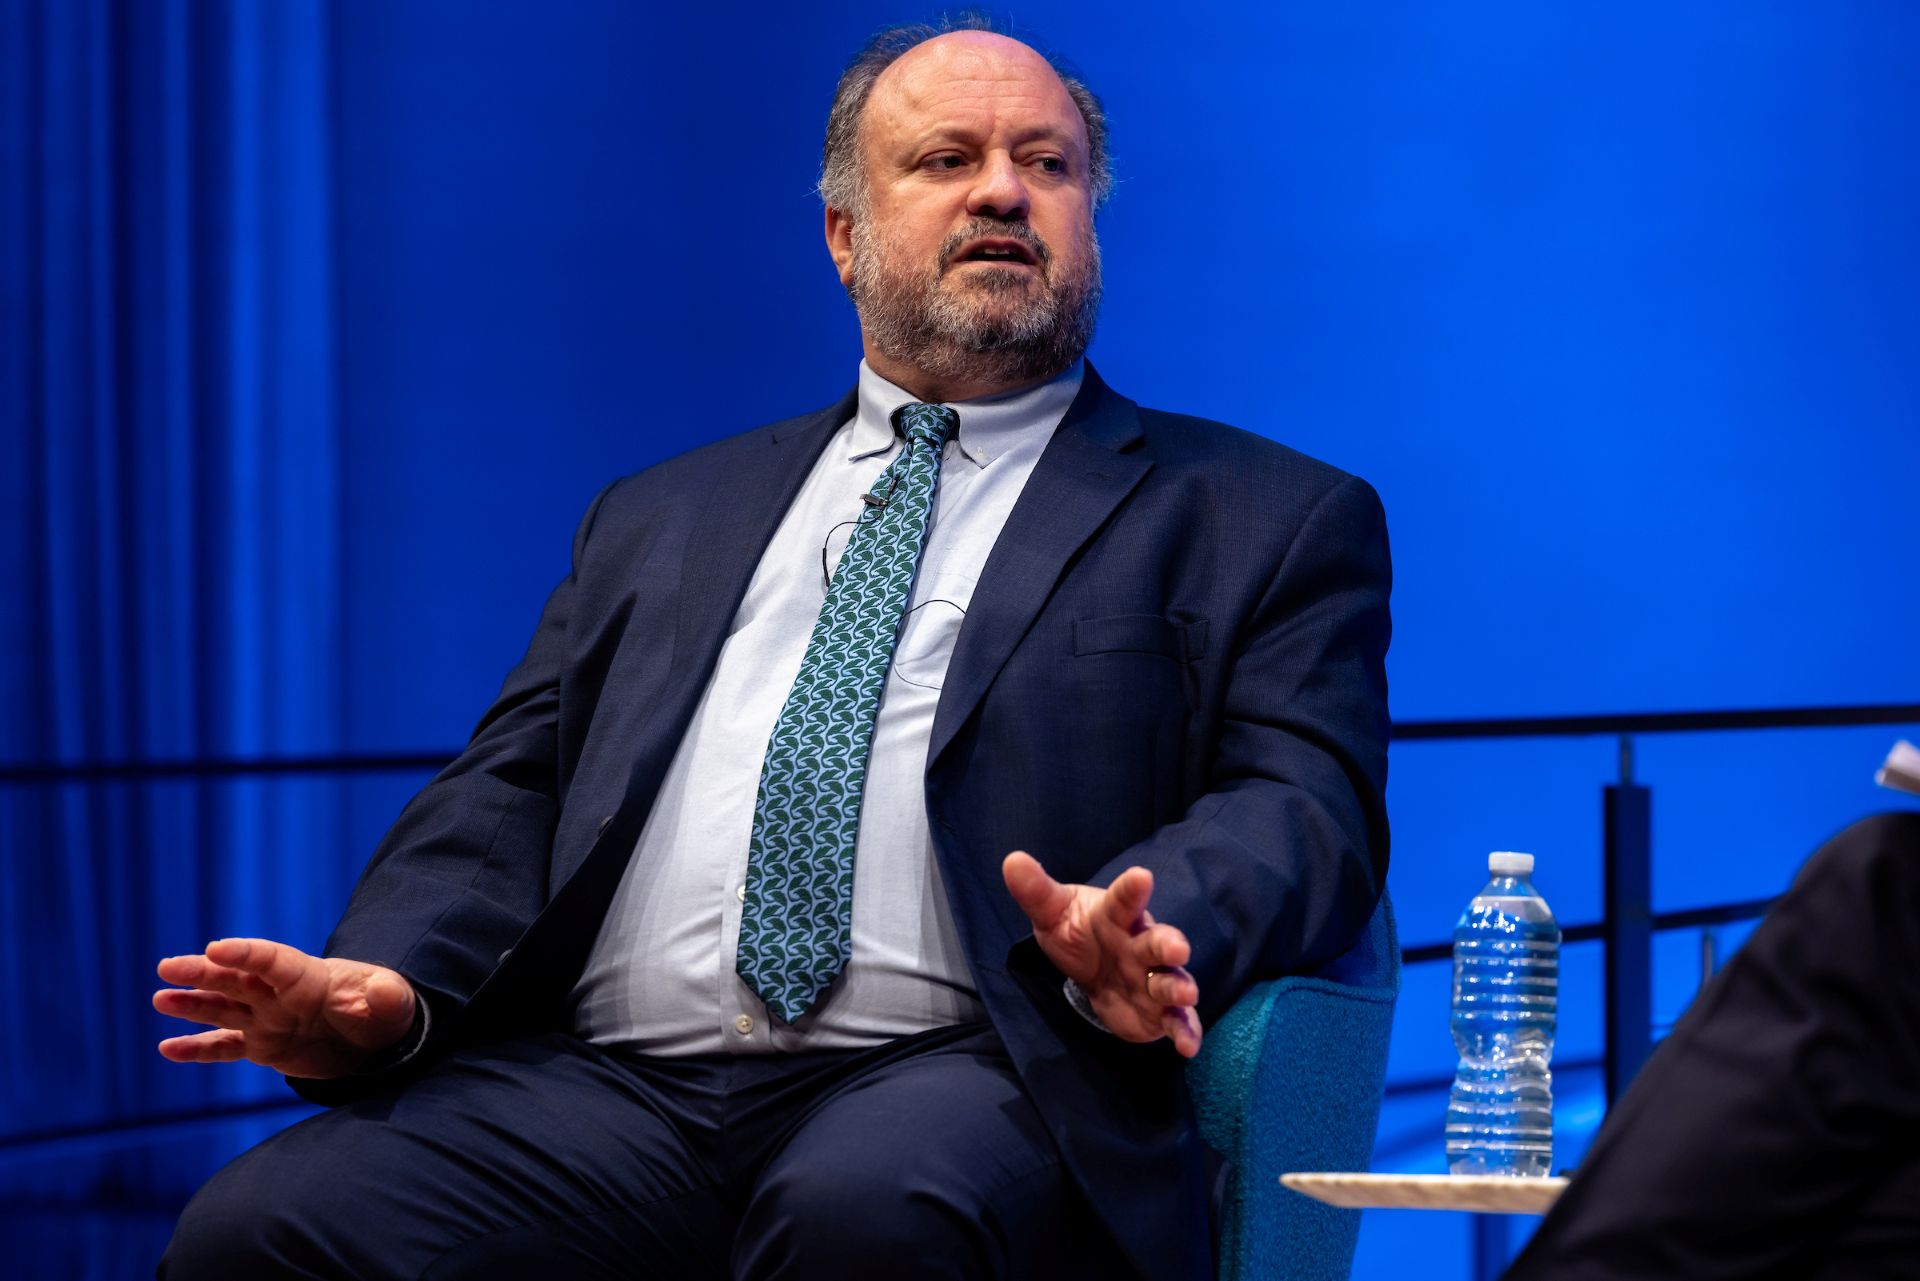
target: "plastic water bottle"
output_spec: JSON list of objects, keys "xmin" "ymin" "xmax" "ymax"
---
[{"xmin": 1446, "ymin": 850, "xmax": 1560, "ymax": 1177}]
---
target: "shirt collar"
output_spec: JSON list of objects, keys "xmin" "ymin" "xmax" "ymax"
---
[{"xmin": 847, "ymin": 360, "xmax": 1085, "ymax": 467}]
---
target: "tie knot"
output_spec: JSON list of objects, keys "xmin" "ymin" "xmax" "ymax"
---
[{"xmin": 892, "ymin": 402, "xmax": 958, "ymax": 453}]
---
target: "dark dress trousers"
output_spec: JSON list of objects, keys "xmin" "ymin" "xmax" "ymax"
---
[
  {"xmin": 1504, "ymin": 811, "xmax": 1920, "ymax": 1280},
  {"xmin": 186, "ymin": 366, "xmax": 1392, "ymax": 1279}
]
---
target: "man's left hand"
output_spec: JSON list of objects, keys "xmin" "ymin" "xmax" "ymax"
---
[{"xmin": 1002, "ymin": 851, "xmax": 1204, "ymax": 1058}]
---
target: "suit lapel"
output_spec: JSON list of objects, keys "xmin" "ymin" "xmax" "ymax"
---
[
  {"xmin": 552, "ymin": 391, "xmax": 852, "ymax": 890},
  {"xmin": 927, "ymin": 366, "xmax": 1152, "ymax": 769},
  {"xmin": 668, "ymin": 392, "xmax": 854, "ymax": 687}
]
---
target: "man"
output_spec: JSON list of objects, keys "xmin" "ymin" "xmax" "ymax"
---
[
  {"xmin": 156, "ymin": 20, "xmax": 1390, "ymax": 1280},
  {"xmin": 1503, "ymin": 811, "xmax": 1920, "ymax": 1280}
]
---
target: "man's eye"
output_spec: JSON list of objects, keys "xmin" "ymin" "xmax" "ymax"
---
[
  {"xmin": 1036, "ymin": 157, "xmax": 1065, "ymax": 174},
  {"xmin": 926, "ymin": 154, "xmax": 966, "ymax": 171}
]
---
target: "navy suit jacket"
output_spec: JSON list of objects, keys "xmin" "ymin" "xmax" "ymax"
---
[{"xmin": 308, "ymin": 365, "xmax": 1391, "ymax": 1280}]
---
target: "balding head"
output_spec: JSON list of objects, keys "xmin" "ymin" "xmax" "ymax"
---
[
  {"xmin": 819, "ymin": 19, "xmax": 1112, "ymax": 216},
  {"xmin": 862, "ymin": 32, "xmax": 1088, "ymax": 205}
]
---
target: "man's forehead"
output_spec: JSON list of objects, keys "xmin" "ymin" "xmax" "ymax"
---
[{"xmin": 868, "ymin": 31, "xmax": 1082, "ymax": 139}]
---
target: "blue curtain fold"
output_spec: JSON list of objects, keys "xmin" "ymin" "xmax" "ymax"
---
[{"xmin": 0, "ymin": 0, "xmax": 345, "ymax": 1235}]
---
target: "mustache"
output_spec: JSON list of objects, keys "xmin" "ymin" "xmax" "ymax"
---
[{"xmin": 937, "ymin": 220, "xmax": 1051, "ymax": 270}]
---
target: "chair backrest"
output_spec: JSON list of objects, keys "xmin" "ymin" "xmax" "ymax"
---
[{"xmin": 1189, "ymin": 890, "xmax": 1400, "ymax": 1281}]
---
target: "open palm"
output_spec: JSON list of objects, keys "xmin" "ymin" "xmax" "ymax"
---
[
  {"xmin": 153, "ymin": 937, "xmax": 416, "ymax": 1079},
  {"xmin": 1002, "ymin": 851, "xmax": 1204, "ymax": 1057}
]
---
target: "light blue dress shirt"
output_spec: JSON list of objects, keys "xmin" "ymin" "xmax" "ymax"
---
[{"xmin": 569, "ymin": 360, "xmax": 1084, "ymax": 1055}]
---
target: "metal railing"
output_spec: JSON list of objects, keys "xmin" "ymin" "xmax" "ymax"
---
[{"xmin": 1393, "ymin": 701, "xmax": 1920, "ymax": 1104}]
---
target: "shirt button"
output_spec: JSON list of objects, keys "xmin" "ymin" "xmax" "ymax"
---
[
  {"xmin": 734, "ymin": 1014, "xmax": 754, "ymax": 1035},
  {"xmin": 736, "ymin": 884, "xmax": 747, "ymax": 902}
]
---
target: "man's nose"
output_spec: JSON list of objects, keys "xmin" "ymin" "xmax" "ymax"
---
[{"xmin": 966, "ymin": 152, "xmax": 1029, "ymax": 221}]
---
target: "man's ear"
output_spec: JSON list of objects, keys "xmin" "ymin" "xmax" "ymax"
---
[{"xmin": 824, "ymin": 204, "xmax": 856, "ymax": 289}]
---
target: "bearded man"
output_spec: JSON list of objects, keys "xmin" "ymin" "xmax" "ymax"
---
[{"xmin": 156, "ymin": 20, "xmax": 1390, "ymax": 1281}]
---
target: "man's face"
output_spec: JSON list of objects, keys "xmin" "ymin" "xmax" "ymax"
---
[{"xmin": 830, "ymin": 32, "xmax": 1101, "ymax": 390}]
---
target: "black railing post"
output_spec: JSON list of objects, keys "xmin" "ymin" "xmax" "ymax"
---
[
  {"xmin": 1471, "ymin": 1213, "xmax": 1510, "ymax": 1280},
  {"xmin": 1603, "ymin": 735, "xmax": 1653, "ymax": 1105}
]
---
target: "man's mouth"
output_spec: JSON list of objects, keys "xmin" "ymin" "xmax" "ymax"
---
[{"xmin": 952, "ymin": 238, "xmax": 1040, "ymax": 267}]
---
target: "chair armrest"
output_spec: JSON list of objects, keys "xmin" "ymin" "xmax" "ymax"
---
[{"xmin": 1189, "ymin": 973, "xmax": 1397, "ymax": 1281}]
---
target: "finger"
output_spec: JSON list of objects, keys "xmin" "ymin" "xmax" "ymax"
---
[
  {"xmin": 204, "ymin": 937, "xmax": 316, "ymax": 992},
  {"xmin": 157, "ymin": 954, "xmax": 277, "ymax": 1004},
  {"xmin": 1122, "ymin": 925, "xmax": 1190, "ymax": 991},
  {"xmin": 1143, "ymin": 923, "xmax": 1191, "ymax": 971},
  {"xmin": 1001, "ymin": 851, "xmax": 1075, "ymax": 932},
  {"xmin": 152, "ymin": 988, "xmax": 255, "ymax": 1031},
  {"xmin": 1143, "ymin": 964, "xmax": 1199, "ymax": 1008},
  {"xmin": 158, "ymin": 1029, "xmax": 249, "ymax": 1063},
  {"xmin": 1098, "ymin": 867, "xmax": 1154, "ymax": 932},
  {"xmin": 1163, "ymin": 1005, "xmax": 1203, "ymax": 1059}
]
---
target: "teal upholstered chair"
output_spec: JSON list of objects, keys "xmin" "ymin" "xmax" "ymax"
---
[{"xmin": 1187, "ymin": 891, "xmax": 1400, "ymax": 1281}]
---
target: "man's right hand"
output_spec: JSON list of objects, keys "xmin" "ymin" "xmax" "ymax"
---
[{"xmin": 153, "ymin": 938, "xmax": 417, "ymax": 1079}]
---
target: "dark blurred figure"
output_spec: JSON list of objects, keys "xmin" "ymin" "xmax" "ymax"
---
[{"xmin": 1505, "ymin": 811, "xmax": 1920, "ymax": 1280}]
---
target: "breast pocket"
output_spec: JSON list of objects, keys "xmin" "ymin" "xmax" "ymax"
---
[{"xmin": 1072, "ymin": 614, "xmax": 1208, "ymax": 662}]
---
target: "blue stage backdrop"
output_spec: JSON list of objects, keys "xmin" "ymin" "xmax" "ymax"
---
[{"xmin": 3, "ymin": 1, "xmax": 1916, "ymax": 1277}]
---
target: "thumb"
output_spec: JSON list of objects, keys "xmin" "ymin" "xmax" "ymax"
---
[
  {"xmin": 361, "ymin": 967, "xmax": 416, "ymax": 1028},
  {"xmin": 1002, "ymin": 850, "xmax": 1073, "ymax": 931}
]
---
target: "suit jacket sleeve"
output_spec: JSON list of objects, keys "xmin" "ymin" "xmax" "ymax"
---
[{"xmin": 1081, "ymin": 472, "xmax": 1391, "ymax": 1025}]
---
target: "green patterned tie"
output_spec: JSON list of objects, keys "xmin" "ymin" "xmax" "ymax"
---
[{"xmin": 737, "ymin": 401, "xmax": 958, "ymax": 1023}]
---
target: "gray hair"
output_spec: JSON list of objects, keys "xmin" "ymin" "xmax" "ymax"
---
[{"xmin": 819, "ymin": 15, "xmax": 1114, "ymax": 215}]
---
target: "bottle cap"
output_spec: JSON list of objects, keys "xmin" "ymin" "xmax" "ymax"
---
[{"xmin": 1488, "ymin": 851, "xmax": 1534, "ymax": 876}]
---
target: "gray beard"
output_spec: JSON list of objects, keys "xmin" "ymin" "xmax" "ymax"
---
[{"xmin": 849, "ymin": 218, "xmax": 1102, "ymax": 389}]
